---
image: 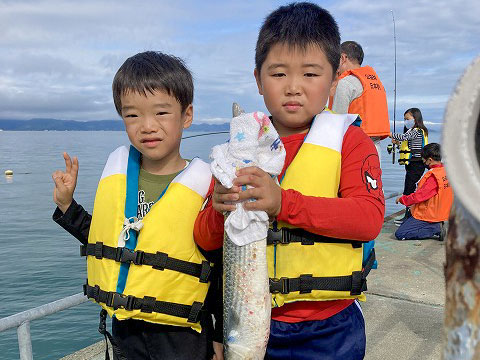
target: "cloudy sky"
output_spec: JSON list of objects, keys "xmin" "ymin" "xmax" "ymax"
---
[{"xmin": 0, "ymin": 0, "xmax": 478, "ymax": 124}]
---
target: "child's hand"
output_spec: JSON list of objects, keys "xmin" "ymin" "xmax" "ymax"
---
[
  {"xmin": 212, "ymin": 178, "xmax": 240, "ymax": 214},
  {"xmin": 52, "ymin": 152, "xmax": 78, "ymax": 214},
  {"xmin": 395, "ymin": 196, "xmax": 402, "ymax": 204},
  {"xmin": 211, "ymin": 341, "xmax": 224, "ymax": 360},
  {"xmin": 234, "ymin": 166, "xmax": 282, "ymax": 217}
]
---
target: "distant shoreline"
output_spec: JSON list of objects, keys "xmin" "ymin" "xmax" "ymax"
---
[
  {"xmin": 0, "ymin": 119, "xmax": 229, "ymax": 132},
  {"xmin": 0, "ymin": 118, "xmax": 443, "ymax": 132}
]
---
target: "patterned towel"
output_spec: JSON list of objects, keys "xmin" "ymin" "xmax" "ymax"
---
[{"xmin": 210, "ymin": 111, "xmax": 286, "ymax": 246}]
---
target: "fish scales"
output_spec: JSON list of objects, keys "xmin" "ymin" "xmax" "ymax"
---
[{"xmin": 223, "ymin": 230, "xmax": 270, "ymax": 359}]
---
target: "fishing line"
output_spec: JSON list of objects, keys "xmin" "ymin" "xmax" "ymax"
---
[
  {"xmin": 182, "ymin": 131, "xmax": 229, "ymax": 140},
  {"xmin": 391, "ymin": 10, "xmax": 397, "ymax": 164}
]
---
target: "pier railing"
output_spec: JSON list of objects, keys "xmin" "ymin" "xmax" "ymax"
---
[
  {"xmin": 0, "ymin": 293, "xmax": 87, "ymax": 360},
  {"xmin": 0, "ymin": 191, "xmax": 402, "ymax": 359}
]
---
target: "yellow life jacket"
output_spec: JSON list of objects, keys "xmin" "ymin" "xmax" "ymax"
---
[
  {"xmin": 398, "ymin": 128, "xmax": 428, "ymax": 165},
  {"xmin": 267, "ymin": 111, "xmax": 374, "ymax": 307},
  {"xmin": 83, "ymin": 145, "xmax": 213, "ymax": 332}
]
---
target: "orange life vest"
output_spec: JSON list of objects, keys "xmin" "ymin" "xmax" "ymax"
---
[
  {"xmin": 412, "ymin": 166, "xmax": 453, "ymax": 222},
  {"xmin": 329, "ymin": 66, "xmax": 390, "ymax": 138}
]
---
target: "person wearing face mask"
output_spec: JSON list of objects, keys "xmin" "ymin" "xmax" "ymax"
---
[
  {"xmin": 393, "ymin": 143, "xmax": 452, "ymax": 240},
  {"xmin": 390, "ymin": 108, "xmax": 429, "ymax": 224}
]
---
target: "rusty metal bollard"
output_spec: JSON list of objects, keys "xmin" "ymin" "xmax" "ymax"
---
[{"xmin": 442, "ymin": 56, "xmax": 480, "ymax": 360}]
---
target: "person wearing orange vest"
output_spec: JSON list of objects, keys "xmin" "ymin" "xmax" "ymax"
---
[
  {"xmin": 394, "ymin": 143, "xmax": 453, "ymax": 241},
  {"xmin": 329, "ymin": 41, "xmax": 390, "ymax": 160}
]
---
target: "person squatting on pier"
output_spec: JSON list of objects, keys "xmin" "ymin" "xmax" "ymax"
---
[
  {"xmin": 395, "ymin": 143, "xmax": 453, "ymax": 241},
  {"xmin": 194, "ymin": 3, "xmax": 385, "ymax": 359},
  {"xmin": 51, "ymin": 51, "xmax": 223, "ymax": 360}
]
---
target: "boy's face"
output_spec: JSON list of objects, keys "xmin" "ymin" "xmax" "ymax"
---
[
  {"xmin": 120, "ymin": 89, "xmax": 192, "ymax": 169},
  {"xmin": 254, "ymin": 43, "xmax": 337, "ymax": 137}
]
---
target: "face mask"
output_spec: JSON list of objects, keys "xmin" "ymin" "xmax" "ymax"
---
[{"xmin": 404, "ymin": 119, "xmax": 414, "ymax": 129}]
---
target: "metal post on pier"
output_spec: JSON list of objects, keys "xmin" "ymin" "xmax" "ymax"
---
[
  {"xmin": 17, "ymin": 321, "xmax": 33, "ymax": 360},
  {"xmin": 0, "ymin": 293, "xmax": 88, "ymax": 359},
  {"xmin": 442, "ymin": 56, "xmax": 480, "ymax": 359}
]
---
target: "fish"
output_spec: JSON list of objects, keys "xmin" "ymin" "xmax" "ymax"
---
[{"xmin": 222, "ymin": 103, "xmax": 271, "ymax": 359}]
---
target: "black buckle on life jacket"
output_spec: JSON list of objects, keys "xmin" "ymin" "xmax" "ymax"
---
[
  {"xmin": 350, "ymin": 271, "xmax": 366, "ymax": 296},
  {"xmin": 270, "ymin": 277, "xmax": 290, "ymax": 294},
  {"xmin": 108, "ymin": 292, "xmax": 135, "ymax": 311},
  {"xmin": 199, "ymin": 261, "xmax": 211, "ymax": 283},
  {"xmin": 187, "ymin": 301, "xmax": 204, "ymax": 323},
  {"xmin": 268, "ymin": 228, "xmax": 291, "ymax": 244},
  {"xmin": 80, "ymin": 245, "xmax": 87, "ymax": 257},
  {"xmin": 94, "ymin": 242, "xmax": 104, "ymax": 259},
  {"xmin": 299, "ymin": 274, "xmax": 313, "ymax": 294},
  {"xmin": 84, "ymin": 284, "xmax": 100, "ymax": 301},
  {"xmin": 116, "ymin": 248, "xmax": 144, "ymax": 265},
  {"xmin": 140, "ymin": 296, "xmax": 156, "ymax": 313},
  {"xmin": 152, "ymin": 251, "xmax": 168, "ymax": 270}
]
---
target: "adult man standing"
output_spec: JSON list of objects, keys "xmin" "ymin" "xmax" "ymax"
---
[{"xmin": 329, "ymin": 41, "xmax": 390, "ymax": 158}]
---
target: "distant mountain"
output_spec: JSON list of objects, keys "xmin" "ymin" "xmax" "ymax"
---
[{"xmin": 0, "ymin": 118, "xmax": 229, "ymax": 132}]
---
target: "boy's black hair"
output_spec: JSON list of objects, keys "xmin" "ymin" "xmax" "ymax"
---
[
  {"xmin": 112, "ymin": 51, "xmax": 193, "ymax": 116},
  {"xmin": 341, "ymin": 41, "xmax": 364, "ymax": 65},
  {"xmin": 255, "ymin": 2, "xmax": 340, "ymax": 75},
  {"xmin": 422, "ymin": 143, "xmax": 442, "ymax": 162}
]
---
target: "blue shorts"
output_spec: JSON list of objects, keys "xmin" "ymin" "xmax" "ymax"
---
[{"xmin": 265, "ymin": 301, "xmax": 366, "ymax": 360}]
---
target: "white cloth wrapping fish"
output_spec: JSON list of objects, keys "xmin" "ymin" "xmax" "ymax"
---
[
  {"xmin": 211, "ymin": 108, "xmax": 285, "ymax": 359},
  {"xmin": 210, "ymin": 111, "xmax": 286, "ymax": 246}
]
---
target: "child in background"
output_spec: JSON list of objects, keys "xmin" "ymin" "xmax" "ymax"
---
[
  {"xmin": 52, "ymin": 51, "xmax": 222, "ymax": 360},
  {"xmin": 194, "ymin": 3, "xmax": 384, "ymax": 359},
  {"xmin": 395, "ymin": 143, "xmax": 453, "ymax": 241}
]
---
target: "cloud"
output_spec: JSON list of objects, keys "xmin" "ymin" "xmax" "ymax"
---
[
  {"xmin": 330, "ymin": 0, "xmax": 479, "ymax": 121},
  {"xmin": 0, "ymin": 0, "xmax": 477, "ymax": 123}
]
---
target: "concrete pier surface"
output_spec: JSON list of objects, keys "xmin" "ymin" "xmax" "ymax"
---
[
  {"xmin": 362, "ymin": 214, "xmax": 445, "ymax": 360},
  {"xmin": 62, "ymin": 214, "xmax": 446, "ymax": 360}
]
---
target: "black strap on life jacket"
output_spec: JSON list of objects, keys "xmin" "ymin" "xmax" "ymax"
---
[
  {"xmin": 269, "ymin": 248, "xmax": 376, "ymax": 296},
  {"xmin": 84, "ymin": 284, "xmax": 205, "ymax": 323},
  {"xmin": 266, "ymin": 228, "xmax": 362, "ymax": 248},
  {"xmin": 80, "ymin": 242, "xmax": 212, "ymax": 283},
  {"xmin": 98, "ymin": 309, "xmax": 127, "ymax": 360}
]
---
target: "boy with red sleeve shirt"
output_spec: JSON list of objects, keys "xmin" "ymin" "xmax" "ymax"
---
[
  {"xmin": 394, "ymin": 143, "xmax": 453, "ymax": 241},
  {"xmin": 195, "ymin": 3, "xmax": 384, "ymax": 359}
]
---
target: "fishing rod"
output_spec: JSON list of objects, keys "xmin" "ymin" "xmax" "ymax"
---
[
  {"xmin": 391, "ymin": 10, "xmax": 397, "ymax": 164},
  {"xmin": 182, "ymin": 131, "xmax": 229, "ymax": 140}
]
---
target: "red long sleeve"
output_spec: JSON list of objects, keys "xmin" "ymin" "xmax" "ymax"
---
[
  {"xmin": 399, "ymin": 166, "xmax": 441, "ymax": 207},
  {"xmin": 193, "ymin": 179, "xmax": 225, "ymax": 251}
]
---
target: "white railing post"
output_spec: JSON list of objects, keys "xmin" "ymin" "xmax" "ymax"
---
[{"xmin": 17, "ymin": 321, "xmax": 33, "ymax": 360}]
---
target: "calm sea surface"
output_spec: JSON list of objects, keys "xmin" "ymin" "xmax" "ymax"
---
[{"xmin": 0, "ymin": 128, "xmax": 441, "ymax": 359}]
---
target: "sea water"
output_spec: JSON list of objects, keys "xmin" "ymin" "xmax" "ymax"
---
[{"xmin": 0, "ymin": 128, "xmax": 441, "ymax": 359}]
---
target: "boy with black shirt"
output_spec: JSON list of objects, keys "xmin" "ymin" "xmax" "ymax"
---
[{"xmin": 52, "ymin": 51, "xmax": 222, "ymax": 360}]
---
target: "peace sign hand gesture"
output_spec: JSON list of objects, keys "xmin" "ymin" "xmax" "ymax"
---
[{"xmin": 52, "ymin": 152, "xmax": 79, "ymax": 214}]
